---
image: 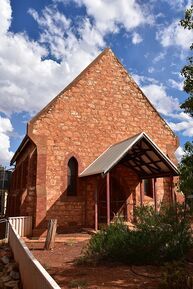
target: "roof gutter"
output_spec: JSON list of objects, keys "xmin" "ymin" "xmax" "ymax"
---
[{"xmin": 10, "ymin": 135, "xmax": 30, "ymax": 165}]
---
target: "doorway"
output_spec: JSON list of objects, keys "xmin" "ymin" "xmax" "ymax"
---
[{"xmin": 98, "ymin": 176, "xmax": 127, "ymax": 223}]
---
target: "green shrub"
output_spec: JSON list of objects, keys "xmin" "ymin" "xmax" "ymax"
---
[
  {"xmin": 160, "ymin": 261, "xmax": 193, "ymax": 289},
  {"xmin": 84, "ymin": 204, "xmax": 192, "ymax": 265}
]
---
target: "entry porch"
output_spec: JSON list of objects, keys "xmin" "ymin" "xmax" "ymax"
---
[{"xmin": 80, "ymin": 132, "xmax": 179, "ymax": 231}]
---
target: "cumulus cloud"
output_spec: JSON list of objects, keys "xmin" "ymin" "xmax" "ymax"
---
[
  {"xmin": 165, "ymin": 109, "xmax": 193, "ymax": 137},
  {"xmin": 140, "ymin": 81, "xmax": 193, "ymax": 138},
  {"xmin": 0, "ymin": 0, "xmax": 154, "ymax": 164},
  {"xmin": 71, "ymin": 0, "xmax": 153, "ymax": 33},
  {"xmin": 131, "ymin": 32, "xmax": 143, "ymax": 44},
  {"xmin": 153, "ymin": 52, "xmax": 166, "ymax": 63},
  {"xmin": 168, "ymin": 78, "xmax": 183, "ymax": 91},
  {"xmin": 0, "ymin": 116, "xmax": 14, "ymax": 165},
  {"xmin": 132, "ymin": 70, "xmax": 193, "ymax": 138},
  {"xmin": 0, "ymin": 0, "xmax": 102, "ymax": 164},
  {"xmin": 175, "ymin": 146, "xmax": 184, "ymax": 162},
  {"xmin": 0, "ymin": 0, "xmax": 12, "ymax": 35},
  {"xmin": 0, "ymin": 0, "xmax": 191, "ymax": 165},
  {"xmin": 168, "ymin": 118, "xmax": 193, "ymax": 137},
  {"xmin": 132, "ymin": 74, "xmax": 159, "ymax": 86},
  {"xmin": 0, "ymin": 2, "xmax": 104, "ymax": 116},
  {"xmin": 136, "ymin": 79, "xmax": 193, "ymax": 138},
  {"xmin": 131, "ymin": 73, "xmax": 193, "ymax": 138},
  {"xmin": 141, "ymin": 84, "xmax": 179, "ymax": 115},
  {"xmin": 0, "ymin": 0, "xmax": 155, "ymax": 117},
  {"xmin": 156, "ymin": 20, "xmax": 193, "ymax": 49},
  {"xmin": 162, "ymin": 0, "xmax": 192, "ymax": 11}
]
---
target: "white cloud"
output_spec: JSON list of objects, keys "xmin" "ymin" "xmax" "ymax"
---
[
  {"xmin": 131, "ymin": 32, "xmax": 143, "ymax": 44},
  {"xmin": 148, "ymin": 67, "xmax": 155, "ymax": 73},
  {"xmin": 0, "ymin": 116, "xmax": 13, "ymax": 165},
  {"xmin": 132, "ymin": 73, "xmax": 159, "ymax": 86},
  {"xmin": 0, "ymin": 2, "xmax": 104, "ymax": 116},
  {"xmin": 168, "ymin": 78, "xmax": 183, "ymax": 91},
  {"xmin": 151, "ymin": 0, "xmax": 191, "ymax": 13},
  {"xmin": 168, "ymin": 119, "xmax": 193, "ymax": 137},
  {"xmin": 178, "ymin": 112, "xmax": 193, "ymax": 121},
  {"xmin": 157, "ymin": 20, "xmax": 193, "ymax": 49},
  {"xmin": 141, "ymin": 84, "xmax": 179, "ymax": 115},
  {"xmin": 0, "ymin": 0, "xmax": 154, "ymax": 117},
  {"xmin": 153, "ymin": 52, "xmax": 166, "ymax": 63},
  {"xmin": 175, "ymin": 146, "xmax": 184, "ymax": 162},
  {"xmin": 133, "ymin": 72, "xmax": 193, "ymax": 138},
  {"xmin": 162, "ymin": 0, "xmax": 192, "ymax": 11},
  {"xmin": 0, "ymin": 0, "xmax": 154, "ymax": 164},
  {"xmin": 0, "ymin": 0, "xmax": 12, "ymax": 35},
  {"xmin": 165, "ymin": 112, "xmax": 193, "ymax": 137},
  {"xmin": 71, "ymin": 0, "xmax": 154, "ymax": 34},
  {"xmin": 0, "ymin": 0, "xmax": 190, "ymax": 165},
  {"xmin": 0, "ymin": 0, "xmax": 105, "ymax": 164}
]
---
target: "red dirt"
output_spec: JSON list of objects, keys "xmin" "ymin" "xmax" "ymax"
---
[{"xmin": 26, "ymin": 234, "xmax": 163, "ymax": 289}]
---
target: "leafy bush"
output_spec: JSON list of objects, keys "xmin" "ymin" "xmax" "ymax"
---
[
  {"xmin": 84, "ymin": 204, "xmax": 192, "ymax": 265},
  {"xmin": 160, "ymin": 261, "xmax": 193, "ymax": 289}
]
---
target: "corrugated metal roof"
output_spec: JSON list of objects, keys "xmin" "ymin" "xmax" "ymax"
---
[{"xmin": 80, "ymin": 132, "xmax": 179, "ymax": 178}]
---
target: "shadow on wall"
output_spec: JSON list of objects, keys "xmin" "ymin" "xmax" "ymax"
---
[
  {"xmin": 33, "ymin": 165, "xmax": 140, "ymax": 237},
  {"xmin": 7, "ymin": 158, "xmax": 175, "ymax": 238},
  {"xmin": 6, "ymin": 148, "xmax": 37, "ymax": 229},
  {"xmin": 162, "ymin": 177, "xmax": 173, "ymax": 206}
]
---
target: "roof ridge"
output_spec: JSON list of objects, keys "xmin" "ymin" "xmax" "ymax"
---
[
  {"xmin": 110, "ymin": 132, "xmax": 143, "ymax": 148},
  {"xmin": 80, "ymin": 132, "xmax": 179, "ymax": 177},
  {"xmin": 29, "ymin": 48, "xmax": 111, "ymax": 126}
]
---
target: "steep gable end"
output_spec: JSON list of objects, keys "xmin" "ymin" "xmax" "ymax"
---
[
  {"xmin": 28, "ymin": 48, "xmax": 177, "ymax": 142},
  {"xmin": 29, "ymin": 48, "xmax": 109, "ymax": 125}
]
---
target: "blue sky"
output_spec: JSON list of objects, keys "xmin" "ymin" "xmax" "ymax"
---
[{"xmin": 0, "ymin": 0, "xmax": 193, "ymax": 167}]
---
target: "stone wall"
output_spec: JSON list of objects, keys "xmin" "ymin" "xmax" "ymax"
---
[
  {"xmin": 7, "ymin": 141, "xmax": 37, "ymax": 226},
  {"xmin": 11, "ymin": 48, "xmax": 179, "ymax": 233}
]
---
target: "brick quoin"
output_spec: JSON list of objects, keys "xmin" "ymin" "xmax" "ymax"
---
[{"xmin": 8, "ymin": 48, "xmax": 180, "ymax": 236}]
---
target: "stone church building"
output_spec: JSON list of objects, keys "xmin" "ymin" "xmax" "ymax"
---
[{"xmin": 7, "ymin": 48, "xmax": 179, "ymax": 236}]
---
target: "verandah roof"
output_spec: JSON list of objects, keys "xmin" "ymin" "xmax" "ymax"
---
[{"xmin": 80, "ymin": 132, "xmax": 179, "ymax": 179}]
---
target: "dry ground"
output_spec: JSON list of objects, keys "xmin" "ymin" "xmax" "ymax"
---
[{"xmin": 26, "ymin": 234, "xmax": 164, "ymax": 289}]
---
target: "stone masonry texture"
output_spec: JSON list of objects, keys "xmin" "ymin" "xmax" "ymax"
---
[{"xmin": 8, "ymin": 48, "xmax": 179, "ymax": 236}]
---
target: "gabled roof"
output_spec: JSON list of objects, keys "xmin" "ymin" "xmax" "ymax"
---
[
  {"xmin": 11, "ymin": 48, "xmax": 178, "ymax": 164},
  {"xmin": 28, "ymin": 48, "xmax": 177, "ymax": 140},
  {"xmin": 80, "ymin": 132, "xmax": 179, "ymax": 178},
  {"xmin": 10, "ymin": 135, "xmax": 30, "ymax": 165}
]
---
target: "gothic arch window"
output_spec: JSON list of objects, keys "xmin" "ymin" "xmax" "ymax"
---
[{"xmin": 67, "ymin": 157, "xmax": 78, "ymax": 196}]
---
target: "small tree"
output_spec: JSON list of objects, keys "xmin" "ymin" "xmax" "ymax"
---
[
  {"xmin": 179, "ymin": 141, "xmax": 193, "ymax": 197},
  {"xmin": 180, "ymin": 5, "xmax": 193, "ymax": 116}
]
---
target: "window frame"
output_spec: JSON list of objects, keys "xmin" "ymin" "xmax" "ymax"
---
[
  {"xmin": 143, "ymin": 178, "xmax": 153, "ymax": 198},
  {"xmin": 67, "ymin": 157, "xmax": 78, "ymax": 196}
]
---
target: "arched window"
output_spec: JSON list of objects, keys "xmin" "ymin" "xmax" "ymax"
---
[{"xmin": 67, "ymin": 157, "xmax": 78, "ymax": 196}]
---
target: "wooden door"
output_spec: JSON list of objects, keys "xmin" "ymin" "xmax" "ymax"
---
[{"xmin": 98, "ymin": 176, "xmax": 127, "ymax": 223}]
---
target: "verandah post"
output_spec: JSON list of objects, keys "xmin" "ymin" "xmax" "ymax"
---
[
  {"xmin": 153, "ymin": 178, "xmax": 157, "ymax": 211},
  {"xmin": 95, "ymin": 177, "xmax": 98, "ymax": 231},
  {"xmin": 106, "ymin": 172, "xmax": 110, "ymax": 226},
  {"xmin": 140, "ymin": 179, "xmax": 143, "ymax": 206}
]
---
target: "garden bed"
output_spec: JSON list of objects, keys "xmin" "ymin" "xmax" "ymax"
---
[{"xmin": 26, "ymin": 235, "xmax": 164, "ymax": 289}]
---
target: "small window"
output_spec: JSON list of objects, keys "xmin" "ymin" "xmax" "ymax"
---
[
  {"xmin": 143, "ymin": 179, "xmax": 153, "ymax": 198},
  {"xmin": 67, "ymin": 157, "xmax": 78, "ymax": 196}
]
